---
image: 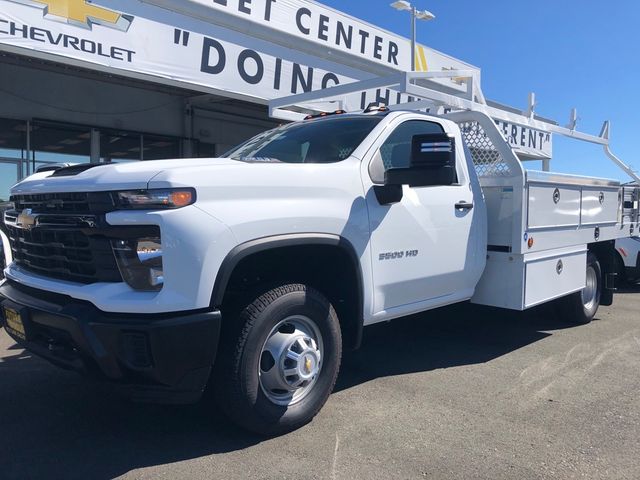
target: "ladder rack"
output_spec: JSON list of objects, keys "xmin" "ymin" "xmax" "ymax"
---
[{"xmin": 269, "ymin": 71, "xmax": 640, "ymax": 185}]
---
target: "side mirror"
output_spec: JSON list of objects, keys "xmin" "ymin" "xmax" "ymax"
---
[{"xmin": 384, "ymin": 133, "xmax": 456, "ymax": 187}]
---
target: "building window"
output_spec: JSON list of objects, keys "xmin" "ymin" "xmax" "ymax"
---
[
  {"xmin": 0, "ymin": 162, "xmax": 20, "ymax": 203},
  {"xmin": 31, "ymin": 121, "xmax": 92, "ymax": 171},
  {"xmin": 0, "ymin": 117, "xmax": 188, "ymax": 200},
  {"xmin": 0, "ymin": 118, "xmax": 27, "ymax": 160},
  {"xmin": 101, "ymin": 131, "xmax": 182, "ymax": 162},
  {"xmin": 101, "ymin": 130, "xmax": 141, "ymax": 163},
  {"xmin": 144, "ymin": 134, "xmax": 182, "ymax": 160},
  {"xmin": 0, "ymin": 118, "xmax": 28, "ymax": 203},
  {"xmin": 196, "ymin": 141, "xmax": 216, "ymax": 158}
]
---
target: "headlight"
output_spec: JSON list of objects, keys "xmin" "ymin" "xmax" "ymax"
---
[
  {"xmin": 113, "ymin": 188, "xmax": 195, "ymax": 210},
  {"xmin": 112, "ymin": 235, "xmax": 164, "ymax": 291}
]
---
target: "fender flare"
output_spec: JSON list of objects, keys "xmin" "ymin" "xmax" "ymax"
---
[{"xmin": 210, "ymin": 233, "xmax": 365, "ymax": 348}]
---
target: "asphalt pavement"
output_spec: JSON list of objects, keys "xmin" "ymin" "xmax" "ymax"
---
[{"xmin": 1, "ymin": 285, "xmax": 639, "ymax": 480}]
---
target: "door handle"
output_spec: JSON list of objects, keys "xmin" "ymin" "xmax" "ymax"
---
[{"xmin": 455, "ymin": 201, "xmax": 474, "ymax": 210}]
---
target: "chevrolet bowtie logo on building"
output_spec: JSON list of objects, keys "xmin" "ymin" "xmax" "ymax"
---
[{"xmin": 7, "ymin": 0, "xmax": 133, "ymax": 31}]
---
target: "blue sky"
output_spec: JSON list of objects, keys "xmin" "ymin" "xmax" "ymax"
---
[{"xmin": 320, "ymin": 0, "xmax": 639, "ymax": 182}]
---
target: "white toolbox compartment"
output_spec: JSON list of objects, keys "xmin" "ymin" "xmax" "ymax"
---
[
  {"xmin": 528, "ymin": 184, "xmax": 581, "ymax": 229},
  {"xmin": 580, "ymin": 187, "xmax": 620, "ymax": 226},
  {"xmin": 523, "ymin": 249, "xmax": 587, "ymax": 308},
  {"xmin": 472, "ymin": 246, "xmax": 587, "ymax": 310}
]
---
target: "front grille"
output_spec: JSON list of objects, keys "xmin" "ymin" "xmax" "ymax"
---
[
  {"xmin": 5, "ymin": 192, "xmax": 122, "ymax": 284},
  {"xmin": 7, "ymin": 225, "xmax": 121, "ymax": 284},
  {"xmin": 12, "ymin": 192, "xmax": 115, "ymax": 215}
]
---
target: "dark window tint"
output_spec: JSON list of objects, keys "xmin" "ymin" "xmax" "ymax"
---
[
  {"xmin": 101, "ymin": 131, "xmax": 141, "ymax": 162},
  {"xmin": 101, "ymin": 132, "xmax": 182, "ymax": 162},
  {"xmin": 144, "ymin": 135, "xmax": 181, "ymax": 160},
  {"xmin": 197, "ymin": 142, "xmax": 217, "ymax": 158},
  {"xmin": 380, "ymin": 120, "xmax": 444, "ymax": 170},
  {"xmin": 227, "ymin": 116, "xmax": 383, "ymax": 164},
  {"xmin": 0, "ymin": 118, "xmax": 27, "ymax": 160},
  {"xmin": 0, "ymin": 118, "xmax": 27, "ymax": 202},
  {"xmin": 31, "ymin": 122, "xmax": 91, "ymax": 166}
]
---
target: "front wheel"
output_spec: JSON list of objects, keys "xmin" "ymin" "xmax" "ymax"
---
[
  {"xmin": 215, "ymin": 283, "xmax": 342, "ymax": 435},
  {"xmin": 558, "ymin": 252, "xmax": 602, "ymax": 324}
]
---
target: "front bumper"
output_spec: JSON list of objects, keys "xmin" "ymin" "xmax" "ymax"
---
[{"xmin": 0, "ymin": 280, "xmax": 221, "ymax": 404}]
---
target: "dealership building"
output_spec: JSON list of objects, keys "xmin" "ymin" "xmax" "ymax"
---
[{"xmin": 0, "ymin": 0, "xmax": 483, "ymax": 201}]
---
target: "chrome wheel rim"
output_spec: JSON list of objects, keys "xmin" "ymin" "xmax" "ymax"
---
[
  {"xmin": 258, "ymin": 315, "xmax": 324, "ymax": 406},
  {"xmin": 582, "ymin": 265, "xmax": 598, "ymax": 310}
]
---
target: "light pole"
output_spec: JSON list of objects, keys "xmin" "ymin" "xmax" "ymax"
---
[{"xmin": 390, "ymin": 1, "xmax": 436, "ymax": 71}]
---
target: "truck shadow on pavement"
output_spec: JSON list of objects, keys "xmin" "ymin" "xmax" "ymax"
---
[
  {"xmin": 0, "ymin": 302, "xmax": 582, "ymax": 479},
  {"xmin": 615, "ymin": 282, "xmax": 640, "ymax": 294},
  {"xmin": 335, "ymin": 301, "xmax": 576, "ymax": 392},
  {"xmin": 0, "ymin": 342, "xmax": 258, "ymax": 479}
]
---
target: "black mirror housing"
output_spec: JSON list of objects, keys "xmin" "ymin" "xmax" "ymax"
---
[
  {"xmin": 384, "ymin": 133, "xmax": 456, "ymax": 187},
  {"xmin": 411, "ymin": 133, "xmax": 455, "ymax": 167}
]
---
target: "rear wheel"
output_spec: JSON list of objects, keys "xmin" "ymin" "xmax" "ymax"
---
[
  {"xmin": 215, "ymin": 283, "xmax": 342, "ymax": 435},
  {"xmin": 558, "ymin": 252, "xmax": 602, "ymax": 324}
]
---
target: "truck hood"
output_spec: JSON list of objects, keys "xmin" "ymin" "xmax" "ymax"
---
[{"xmin": 11, "ymin": 158, "xmax": 241, "ymax": 195}]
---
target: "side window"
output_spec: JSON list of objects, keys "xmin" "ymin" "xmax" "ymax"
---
[{"xmin": 380, "ymin": 120, "xmax": 445, "ymax": 170}]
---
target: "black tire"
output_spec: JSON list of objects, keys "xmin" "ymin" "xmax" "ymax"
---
[
  {"xmin": 214, "ymin": 283, "xmax": 342, "ymax": 435},
  {"xmin": 558, "ymin": 252, "xmax": 602, "ymax": 324}
]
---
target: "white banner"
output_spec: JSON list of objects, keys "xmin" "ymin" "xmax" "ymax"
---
[
  {"xmin": 142, "ymin": 0, "xmax": 478, "ymax": 79},
  {"xmin": 494, "ymin": 120, "xmax": 552, "ymax": 159},
  {"xmin": 0, "ymin": 0, "xmax": 478, "ymax": 104},
  {"xmin": 151, "ymin": 0, "xmax": 408, "ymax": 70},
  {"xmin": 0, "ymin": 1, "xmax": 550, "ymax": 158}
]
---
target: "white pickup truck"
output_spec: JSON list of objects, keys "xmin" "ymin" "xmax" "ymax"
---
[{"xmin": 1, "ymin": 99, "xmax": 639, "ymax": 434}]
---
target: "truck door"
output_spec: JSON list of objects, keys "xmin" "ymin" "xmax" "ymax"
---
[{"xmin": 362, "ymin": 118, "xmax": 484, "ymax": 317}]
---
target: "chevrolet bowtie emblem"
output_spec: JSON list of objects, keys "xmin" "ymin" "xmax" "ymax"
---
[
  {"xmin": 16, "ymin": 209, "xmax": 38, "ymax": 230},
  {"xmin": 304, "ymin": 357, "xmax": 312, "ymax": 374},
  {"xmin": 8, "ymin": 0, "xmax": 133, "ymax": 31}
]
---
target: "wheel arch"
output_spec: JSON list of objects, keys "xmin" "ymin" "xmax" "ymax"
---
[{"xmin": 211, "ymin": 233, "xmax": 365, "ymax": 350}]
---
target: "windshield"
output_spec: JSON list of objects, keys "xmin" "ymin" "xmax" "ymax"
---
[{"xmin": 226, "ymin": 115, "xmax": 383, "ymax": 164}]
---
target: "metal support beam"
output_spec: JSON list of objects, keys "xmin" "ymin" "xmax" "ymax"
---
[
  {"xmin": 269, "ymin": 74, "xmax": 404, "ymax": 118},
  {"xmin": 567, "ymin": 108, "xmax": 578, "ymax": 131},
  {"xmin": 411, "ymin": 7, "xmax": 416, "ymax": 72},
  {"xmin": 25, "ymin": 120, "xmax": 31, "ymax": 177},
  {"xmin": 90, "ymin": 129, "xmax": 100, "ymax": 164},
  {"xmin": 526, "ymin": 92, "xmax": 536, "ymax": 119},
  {"xmin": 183, "ymin": 101, "xmax": 194, "ymax": 158},
  {"xmin": 601, "ymin": 121, "xmax": 640, "ymax": 184}
]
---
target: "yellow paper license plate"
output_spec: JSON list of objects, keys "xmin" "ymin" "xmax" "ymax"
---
[{"xmin": 4, "ymin": 307, "xmax": 26, "ymax": 341}]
